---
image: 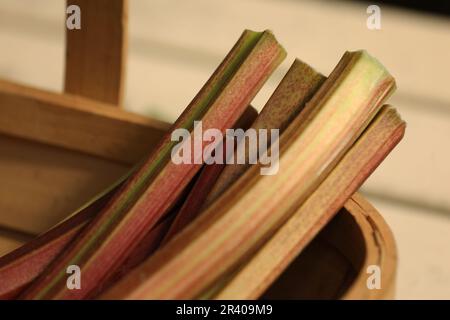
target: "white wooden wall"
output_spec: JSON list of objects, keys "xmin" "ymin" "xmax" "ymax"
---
[{"xmin": 0, "ymin": 0, "xmax": 449, "ymax": 299}]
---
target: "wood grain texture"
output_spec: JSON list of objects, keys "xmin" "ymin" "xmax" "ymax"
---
[
  {"xmin": 0, "ymin": 77, "xmax": 168, "ymax": 234},
  {"xmin": 0, "ymin": 79, "xmax": 168, "ymax": 165},
  {"xmin": 65, "ymin": 0, "xmax": 128, "ymax": 105},
  {"xmin": 0, "ymin": 135, "xmax": 128, "ymax": 234}
]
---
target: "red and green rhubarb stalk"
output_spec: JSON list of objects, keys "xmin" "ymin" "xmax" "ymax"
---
[
  {"xmin": 20, "ymin": 30, "xmax": 286, "ymax": 299},
  {"xmin": 161, "ymin": 59, "xmax": 324, "ymax": 244},
  {"xmin": 101, "ymin": 50, "xmax": 396, "ymax": 299},
  {"xmin": 160, "ymin": 107, "xmax": 258, "ymax": 244},
  {"xmin": 215, "ymin": 105, "xmax": 406, "ymax": 299},
  {"xmin": 103, "ymin": 107, "xmax": 257, "ymax": 291},
  {"xmin": 204, "ymin": 58, "xmax": 325, "ymax": 207}
]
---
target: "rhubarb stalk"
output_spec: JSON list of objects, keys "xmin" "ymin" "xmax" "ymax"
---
[
  {"xmin": 162, "ymin": 59, "xmax": 324, "ymax": 244},
  {"xmin": 160, "ymin": 106, "xmax": 258, "ymax": 244},
  {"xmin": 214, "ymin": 105, "xmax": 406, "ymax": 299},
  {"xmin": 21, "ymin": 30, "xmax": 286, "ymax": 299},
  {"xmin": 204, "ymin": 58, "xmax": 325, "ymax": 207},
  {"xmin": 102, "ymin": 50, "xmax": 396, "ymax": 299}
]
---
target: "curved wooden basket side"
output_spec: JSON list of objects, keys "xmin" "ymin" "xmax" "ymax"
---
[
  {"xmin": 342, "ymin": 193, "xmax": 397, "ymax": 299},
  {"xmin": 262, "ymin": 193, "xmax": 397, "ymax": 300}
]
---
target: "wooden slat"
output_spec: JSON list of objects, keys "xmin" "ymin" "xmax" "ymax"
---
[
  {"xmin": 0, "ymin": 79, "xmax": 168, "ymax": 165},
  {"xmin": 65, "ymin": 0, "xmax": 128, "ymax": 105},
  {"xmin": 0, "ymin": 78, "xmax": 167, "ymax": 234},
  {"xmin": 0, "ymin": 135, "xmax": 128, "ymax": 234}
]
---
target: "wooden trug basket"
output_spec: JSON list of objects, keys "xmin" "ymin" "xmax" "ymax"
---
[{"xmin": 0, "ymin": 0, "xmax": 397, "ymax": 299}]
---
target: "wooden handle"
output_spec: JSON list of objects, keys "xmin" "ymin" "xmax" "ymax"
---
[{"xmin": 64, "ymin": 0, "xmax": 128, "ymax": 106}]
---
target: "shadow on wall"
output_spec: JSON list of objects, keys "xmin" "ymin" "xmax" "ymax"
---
[{"xmin": 350, "ymin": 0, "xmax": 450, "ymax": 17}]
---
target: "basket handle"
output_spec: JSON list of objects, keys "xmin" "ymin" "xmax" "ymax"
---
[{"xmin": 64, "ymin": 0, "xmax": 128, "ymax": 107}]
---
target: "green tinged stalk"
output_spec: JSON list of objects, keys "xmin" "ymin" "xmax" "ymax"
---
[{"xmin": 22, "ymin": 30, "xmax": 286, "ymax": 299}]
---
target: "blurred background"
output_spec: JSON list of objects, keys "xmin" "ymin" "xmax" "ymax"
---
[{"xmin": 0, "ymin": 0, "xmax": 449, "ymax": 299}]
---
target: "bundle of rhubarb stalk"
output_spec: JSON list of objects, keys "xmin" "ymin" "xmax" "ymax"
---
[{"xmin": 0, "ymin": 30, "xmax": 405, "ymax": 300}]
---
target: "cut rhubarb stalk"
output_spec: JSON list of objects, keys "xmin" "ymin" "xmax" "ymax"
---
[
  {"xmin": 102, "ymin": 50, "xmax": 396, "ymax": 299},
  {"xmin": 97, "ymin": 105, "xmax": 255, "ymax": 294},
  {"xmin": 214, "ymin": 105, "xmax": 406, "ymax": 299},
  {"xmin": 160, "ymin": 106, "xmax": 258, "ymax": 244},
  {"xmin": 204, "ymin": 58, "xmax": 325, "ymax": 207},
  {"xmin": 162, "ymin": 59, "xmax": 324, "ymax": 244},
  {"xmin": 89, "ymin": 212, "xmax": 176, "ymax": 298},
  {"xmin": 21, "ymin": 30, "xmax": 286, "ymax": 299}
]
